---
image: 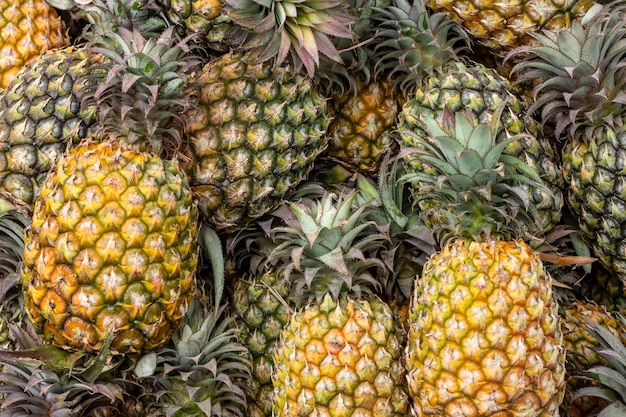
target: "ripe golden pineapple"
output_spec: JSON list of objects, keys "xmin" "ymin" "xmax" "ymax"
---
[
  {"xmin": 0, "ymin": 0, "xmax": 69, "ymax": 89},
  {"xmin": 268, "ymin": 191, "xmax": 410, "ymax": 417},
  {"xmin": 403, "ymin": 110, "xmax": 566, "ymax": 416},
  {"xmin": 426, "ymin": 0, "xmax": 595, "ymax": 56},
  {"xmin": 20, "ymin": 26, "xmax": 199, "ymax": 354}
]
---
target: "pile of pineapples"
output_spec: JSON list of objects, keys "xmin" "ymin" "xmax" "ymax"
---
[{"xmin": 3, "ymin": 0, "xmax": 626, "ymax": 415}]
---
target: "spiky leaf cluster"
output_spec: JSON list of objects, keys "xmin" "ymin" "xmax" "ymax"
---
[
  {"xmin": 0, "ymin": 212, "xmax": 29, "ymax": 349},
  {"xmin": 372, "ymin": 0, "xmax": 469, "ymax": 96},
  {"xmin": 401, "ymin": 108, "xmax": 548, "ymax": 246},
  {"xmin": 508, "ymin": 2, "xmax": 626, "ymax": 141},
  {"xmin": 136, "ymin": 301, "xmax": 251, "ymax": 417},
  {"xmin": 571, "ymin": 315, "xmax": 626, "ymax": 416},
  {"xmin": 265, "ymin": 191, "xmax": 389, "ymax": 305},
  {"xmin": 0, "ymin": 336, "xmax": 142, "ymax": 417},
  {"xmin": 223, "ymin": 0, "xmax": 356, "ymax": 77},
  {"xmin": 79, "ymin": 26, "xmax": 195, "ymax": 155}
]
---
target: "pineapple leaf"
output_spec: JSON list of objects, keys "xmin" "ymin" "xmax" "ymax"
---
[{"xmin": 198, "ymin": 225, "xmax": 225, "ymax": 311}]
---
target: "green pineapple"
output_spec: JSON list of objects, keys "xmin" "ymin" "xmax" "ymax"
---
[
  {"xmin": 508, "ymin": 0, "xmax": 626, "ymax": 283},
  {"xmin": 403, "ymin": 109, "xmax": 566, "ymax": 416},
  {"xmin": 268, "ymin": 190, "xmax": 410, "ymax": 417},
  {"xmin": 373, "ymin": 0, "xmax": 564, "ymax": 237},
  {"xmin": 184, "ymin": 51, "xmax": 330, "ymax": 231}
]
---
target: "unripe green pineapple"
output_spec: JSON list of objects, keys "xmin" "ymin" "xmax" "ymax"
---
[
  {"xmin": 231, "ymin": 271, "xmax": 292, "ymax": 417},
  {"xmin": 184, "ymin": 52, "xmax": 330, "ymax": 231}
]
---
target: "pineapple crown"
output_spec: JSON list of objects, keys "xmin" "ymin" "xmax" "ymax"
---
[
  {"xmin": 223, "ymin": 0, "xmax": 356, "ymax": 77},
  {"xmin": 372, "ymin": 0, "xmax": 470, "ymax": 96},
  {"xmin": 264, "ymin": 191, "xmax": 389, "ymax": 306},
  {"xmin": 0, "ymin": 212, "xmax": 29, "ymax": 323},
  {"xmin": 79, "ymin": 25, "xmax": 196, "ymax": 155},
  {"xmin": 49, "ymin": 0, "xmax": 170, "ymax": 36},
  {"xmin": 507, "ymin": 1, "xmax": 626, "ymax": 141},
  {"xmin": 135, "ymin": 301, "xmax": 251, "ymax": 417},
  {"xmin": 400, "ymin": 107, "xmax": 548, "ymax": 246}
]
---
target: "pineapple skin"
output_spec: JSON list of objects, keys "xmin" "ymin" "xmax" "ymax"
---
[
  {"xmin": 185, "ymin": 52, "xmax": 330, "ymax": 231},
  {"xmin": 273, "ymin": 293, "xmax": 410, "ymax": 417},
  {"xmin": 159, "ymin": 0, "xmax": 232, "ymax": 51},
  {"xmin": 231, "ymin": 271, "xmax": 292, "ymax": 417},
  {"xmin": 562, "ymin": 132, "xmax": 626, "ymax": 282},
  {"xmin": 0, "ymin": 46, "xmax": 98, "ymax": 209},
  {"xmin": 426, "ymin": 0, "xmax": 595, "ymax": 55},
  {"xmin": 406, "ymin": 239, "xmax": 566, "ymax": 417},
  {"xmin": 327, "ymin": 79, "xmax": 399, "ymax": 174},
  {"xmin": 21, "ymin": 139, "xmax": 199, "ymax": 354},
  {"xmin": 0, "ymin": 0, "xmax": 69, "ymax": 89}
]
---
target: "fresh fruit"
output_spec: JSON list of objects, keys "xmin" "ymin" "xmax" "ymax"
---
[
  {"xmin": 425, "ymin": 0, "xmax": 595, "ymax": 56},
  {"xmin": 268, "ymin": 190, "xmax": 410, "ymax": 417},
  {"xmin": 373, "ymin": 0, "xmax": 564, "ymax": 237},
  {"xmin": 0, "ymin": 0, "xmax": 69, "ymax": 89},
  {"xmin": 184, "ymin": 51, "xmax": 330, "ymax": 231},
  {"xmin": 20, "ymin": 26, "xmax": 199, "ymax": 354},
  {"xmin": 508, "ymin": 0, "xmax": 626, "ymax": 282},
  {"xmin": 0, "ymin": 0, "xmax": 169, "ymax": 212},
  {"xmin": 403, "ymin": 109, "xmax": 566, "ymax": 416}
]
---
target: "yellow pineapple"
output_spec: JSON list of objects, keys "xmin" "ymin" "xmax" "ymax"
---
[
  {"xmin": 426, "ymin": 0, "xmax": 596, "ymax": 57},
  {"xmin": 403, "ymin": 109, "xmax": 566, "ymax": 416},
  {"xmin": 0, "ymin": 0, "xmax": 69, "ymax": 89},
  {"xmin": 268, "ymin": 191, "xmax": 410, "ymax": 417},
  {"xmin": 20, "ymin": 26, "xmax": 199, "ymax": 354}
]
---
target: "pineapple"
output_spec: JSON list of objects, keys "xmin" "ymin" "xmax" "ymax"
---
[
  {"xmin": 373, "ymin": 0, "xmax": 565, "ymax": 237},
  {"xmin": 20, "ymin": 25, "xmax": 199, "ymax": 354},
  {"xmin": 0, "ymin": 0, "xmax": 170, "ymax": 212},
  {"xmin": 268, "ymin": 190, "xmax": 410, "ymax": 417},
  {"xmin": 568, "ymin": 314, "xmax": 626, "ymax": 415},
  {"xmin": 0, "ymin": 0, "xmax": 69, "ymax": 89},
  {"xmin": 184, "ymin": 51, "xmax": 330, "ymax": 231},
  {"xmin": 403, "ymin": 110, "xmax": 566, "ymax": 416},
  {"xmin": 326, "ymin": 79, "xmax": 400, "ymax": 175},
  {"xmin": 425, "ymin": 0, "xmax": 595, "ymax": 57},
  {"xmin": 508, "ymin": 1, "xmax": 626, "ymax": 283}
]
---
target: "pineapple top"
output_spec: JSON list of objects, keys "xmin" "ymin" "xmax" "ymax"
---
[
  {"xmin": 401, "ymin": 108, "xmax": 549, "ymax": 246},
  {"xmin": 223, "ymin": 0, "xmax": 356, "ymax": 77},
  {"xmin": 265, "ymin": 190, "xmax": 388, "ymax": 306},
  {"xmin": 372, "ymin": 0, "xmax": 469, "ymax": 96},
  {"xmin": 79, "ymin": 25, "xmax": 196, "ymax": 156},
  {"xmin": 508, "ymin": 2, "xmax": 626, "ymax": 141}
]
